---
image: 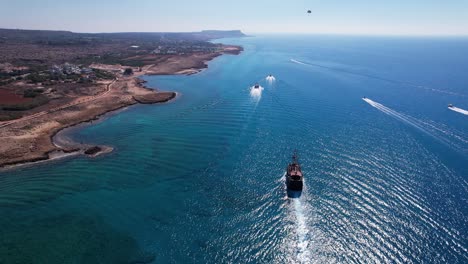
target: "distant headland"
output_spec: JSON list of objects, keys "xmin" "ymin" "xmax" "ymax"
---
[{"xmin": 0, "ymin": 28, "xmax": 245, "ymax": 168}]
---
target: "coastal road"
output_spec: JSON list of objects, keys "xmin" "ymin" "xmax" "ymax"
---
[{"xmin": 0, "ymin": 79, "xmax": 116, "ymax": 129}]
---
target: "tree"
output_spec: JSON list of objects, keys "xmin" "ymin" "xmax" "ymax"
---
[{"xmin": 123, "ymin": 68, "xmax": 133, "ymax": 75}]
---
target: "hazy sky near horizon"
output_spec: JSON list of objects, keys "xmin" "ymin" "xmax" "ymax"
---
[{"xmin": 1, "ymin": 0, "xmax": 468, "ymax": 35}]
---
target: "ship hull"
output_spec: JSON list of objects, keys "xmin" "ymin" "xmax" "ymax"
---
[{"xmin": 286, "ymin": 176, "xmax": 303, "ymax": 191}]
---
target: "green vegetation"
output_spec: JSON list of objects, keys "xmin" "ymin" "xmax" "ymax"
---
[
  {"xmin": 0, "ymin": 95, "xmax": 49, "ymax": 111},
  {"xmin": 25, "ymin": 64, "xmax": 48, "ymax": 73},
  {"xmin": 123, "ymin": 68, "xmax": 134, "ymax": 75},
  {"xmin": 0, "ymin": 111, "xmax": 22, "ymax": 121},
  {"xmin": 27, "ymin": 73, "xmax": 49, "ymax": 83},
  {"xmin": 78, "ymin": 77, "xmax": 92, "ymax": 84},
  {"xmin": 0, "ymin": 70, "xmax": 25, "ymax": 80},
  {"xmin": 78, "ymin": 54, "xmax": 146, "ymax": 67},
  {"xmin": 93, "ymin": 69, "xmax": 114, "ymax": 80},
  {"xmin": 119, "ymin": 59, "xmax": 146, "ymax": 67},
  {"xmin": 0, "ymin": 79, "xmax": 14, "ymax": 86},
  {"xmin": 23, "ymin": 88, "xmax": 45, "ymax": 98}
]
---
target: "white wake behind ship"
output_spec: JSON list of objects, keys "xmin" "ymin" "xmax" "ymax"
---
[{"xmin": 448, "ymin": 104, "xmax": 468, "ymax": 116}]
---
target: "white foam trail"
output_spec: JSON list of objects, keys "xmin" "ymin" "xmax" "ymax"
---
[
  {"xmin": 250, "ymin": 85, "xmax": 263, "ymax": 100},
  {"xmin": 266, "ymin": 75, "xmax": 276, "ymax": 85},
  {"xmin": 290, "ymin": 59, "xmax": 308, "ymax": 66},
  {"xmin": 363, "ymin": 98, "xmax": 468, "ymax": 153},
  {"xmin": 293, "ymin": 199, "xmax": 312, "ymax": 263},
  {"xmin": 363, "ymin": 98, "xmax": 435, "ymax": 134},
  {"xmin": 282, "ymin": 172, "xmax": 312, "ymax": 263},
  {"xmin": 292, "ymin": 58, "xmax": 465, "ymax": 97},
  {"xmin": 449, "ymin": 106, "xmax": 468, "ymax": 116}
]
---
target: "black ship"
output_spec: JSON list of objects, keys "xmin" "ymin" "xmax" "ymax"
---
[{"xmin": 286, "ymin": 151, "xmax": 303, "ymax": 191}]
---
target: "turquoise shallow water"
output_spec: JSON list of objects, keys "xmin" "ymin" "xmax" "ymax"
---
[{"xmin": 0, "ymin": 35, "xmax": 467, "ymax": 263}]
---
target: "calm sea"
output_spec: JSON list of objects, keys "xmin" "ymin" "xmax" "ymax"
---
[{"xmin": 0, "ymin": 35, "xmax": 467, "ymax": 263}]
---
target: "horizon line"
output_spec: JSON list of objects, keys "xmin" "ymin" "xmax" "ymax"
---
[{"xmin": 1, "ymin": 27, "xmax": 468, "ymax": 38}]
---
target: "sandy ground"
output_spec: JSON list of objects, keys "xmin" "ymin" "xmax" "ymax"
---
[
  {"xmin": 0, "ymin": 47, "xmax": 242, "ymax": 168},
  {"xmin": 0, "ymin": 68, "xmax": 171, "ymax": 167}
]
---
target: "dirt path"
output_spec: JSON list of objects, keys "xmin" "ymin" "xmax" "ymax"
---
[{"xmin": 0, "ymin": 79, "xmax": 115, "ymax": 129}]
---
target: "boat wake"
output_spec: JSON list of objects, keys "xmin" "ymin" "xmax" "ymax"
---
[
  {"xmin": 282, "ymin": 172, "xmax": 311, "ymax": 263},
  {"xmin": 449, "ymin": 106, "xmax": 468, "ymax": 116},
  {"xmin": 293, "ymin": 198, "xmax": 312, "ymax": 263},
  {"xmin": 363, "ymin": 98, "xmax": 468, "ymax": 154},
  {"xmin": 266, "ymin": 75, "xmax": 276, "ymax": 85},
  {"xmin": 291, "ymin": 58, "xmax": 464, "ymax": 97},
  {"xmin": 250, "ymin": 85, "xmax": 264, "ymax": 101},
  {"xmin": 290, "ymin": 59, "xmax": 308, "ymax": 66}
]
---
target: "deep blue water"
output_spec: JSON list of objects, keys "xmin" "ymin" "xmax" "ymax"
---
[{"xmin": 0, "ymin": 35, "xmax": 467, "ymax": 263}]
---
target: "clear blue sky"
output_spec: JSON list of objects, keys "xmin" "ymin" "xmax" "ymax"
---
[{"xmin": 1, "ymin": 0, "xmax": 467, "ymax": 35}]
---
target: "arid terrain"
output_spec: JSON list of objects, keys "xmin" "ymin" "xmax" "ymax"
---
[{"xmin": 0, "ymin": 29, "xmax": 243, "ymax": 168}]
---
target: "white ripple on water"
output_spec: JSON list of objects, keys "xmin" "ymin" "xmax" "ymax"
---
[
  {"xmin": 291, "ymin": 58, "xmax": 465, "ymax": 97},
  {"xmin": 363, "ymin": 98, "xmax": 433, "ymax": 133},
  {"xmin": 293, "ymin": 198, "xmax": 312, "ymax": 263},
  {"xmin": 330, "ymin": 138, "xmax": 468, "ymax": 259},
  {"xmin": 282, "ymin": 171, "xmax": 312, "ymax": 263},
  {"xmin": 362, "ymin": 98, "xmax": 467, "ymax": 154},
  {"xmin": 417, "ymin": 119, "xmax": 468, "ymax": 145},
  {"xmin": 317, "ymin": 135, "xmax": 466, "ymax": 261}
]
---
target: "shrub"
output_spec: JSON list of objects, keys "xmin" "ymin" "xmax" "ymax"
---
[
  {"xmin": 1, "ymin": 95, "xmax": 49, "ymax": 111},
  {"xmin": 23, "ymin": 88, "xmax": 44, "ymax": 98},
  {"xmin": 27, "ymin": 73, "xmax": 48, "ymax": 83},
  {"xmin": 123, "ymin": 68, "xmax": 133, "ymax": 75},
  {"xmin": 93, "ymin": 69, "xmax": 114, "ymax": 79}
]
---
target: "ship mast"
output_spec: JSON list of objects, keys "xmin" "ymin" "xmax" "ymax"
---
[{"xmin": 292, "ymin": 150, "xmax": 298, "ymax": 164}]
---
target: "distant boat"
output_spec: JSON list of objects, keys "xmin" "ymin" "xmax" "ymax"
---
[
  {"xmin": 286, "ymin": 151, "xmax": 303, "ymax": 191},
  {"xmin": 448, "ymin": 104, "xmax": 454, "ymax": 108},
  {"xmin": 254, "ymin": 83, "xmax": 260, "ymax": 89}
]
